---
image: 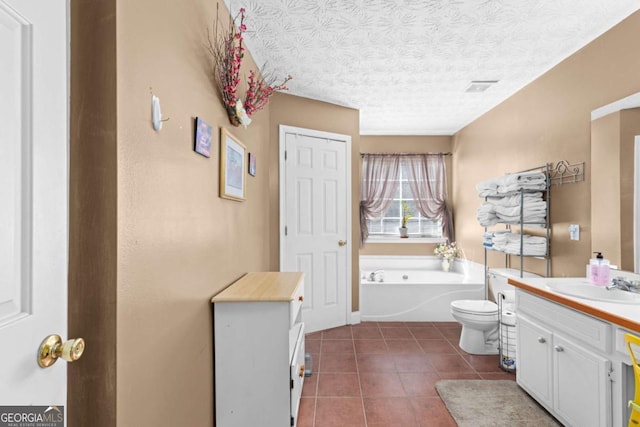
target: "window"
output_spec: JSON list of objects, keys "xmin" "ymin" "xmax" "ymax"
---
[{"xmin": 365, "ymin": 161, "xmax": 442, "ymax": 238}]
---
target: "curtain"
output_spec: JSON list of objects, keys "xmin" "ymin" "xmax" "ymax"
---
[
  {"xmin": 406, "ymin": 154, "xmax": 455, "ymax": 242},
  {"xmin": 359, "ymin": 154, "xmax": 401, "ymax": 247}
]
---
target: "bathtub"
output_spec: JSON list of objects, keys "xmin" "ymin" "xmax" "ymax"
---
[{"xmin": 359, "ymin": 256, "xmax": 485, "ymax": 322}]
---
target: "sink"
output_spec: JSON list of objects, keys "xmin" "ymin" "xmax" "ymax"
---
[{"xmin": 545, "ymin": 280, "xmax": 640, "ymax": 304}]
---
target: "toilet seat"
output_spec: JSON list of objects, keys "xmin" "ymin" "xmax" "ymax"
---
[{"xmin": 451, "ymin": 299, "xmax": 498, "ymax": 315}]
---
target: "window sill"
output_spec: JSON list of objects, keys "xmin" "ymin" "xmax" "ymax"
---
[{"xmin": 365, "ymin": 236, "xmax": 446, "ymax": 244}]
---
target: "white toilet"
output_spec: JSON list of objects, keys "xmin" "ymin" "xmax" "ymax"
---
[{"xmin": 450, "ymin": 268, "xmax": 541, "ymax": 355}]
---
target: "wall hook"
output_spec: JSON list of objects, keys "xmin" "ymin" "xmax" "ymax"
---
[{"xmin": 150, "ymin": 87, "xmax": 169, "ymax": 131}]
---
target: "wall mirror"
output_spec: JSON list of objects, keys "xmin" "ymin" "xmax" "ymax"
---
[{"xmin": 591, "ymin": 92, "xmax": 640, "ymax": 273}]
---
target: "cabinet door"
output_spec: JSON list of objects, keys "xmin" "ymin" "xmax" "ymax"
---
[
  {"xmin": 517, "ymin": 315, "xmax": 553, "ymax": 408},
  {"xmin": 290, "ymin": 323, "xmax": 305, "ymax": 426},
  {"xmin": 553, "ymin": 334, "xmax": 611, "ymax": 427}
]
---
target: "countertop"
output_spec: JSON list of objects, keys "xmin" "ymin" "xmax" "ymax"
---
[
  {"xmin": 211, "ymin": 272, "xmax": 304, "ymax": 302},
  {"xmin": 509, "ymin": 276, "xmax": 640, "ymax": 334}
]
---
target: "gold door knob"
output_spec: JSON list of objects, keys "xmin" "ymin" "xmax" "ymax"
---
[
  {"xmin": 299, "ymin": 365, "xmax": 305, "ymax": 377},
  {"xmin": 38, "ymin": 334, "xmax": 85, "ymax": 368},
  {"xmin": 338, "ymin": 240, "xmax": 347, "ymax": 247}
]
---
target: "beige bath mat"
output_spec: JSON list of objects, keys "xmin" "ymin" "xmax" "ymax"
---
[{"xmin": 435, "ymin": 380, "xmax": 562, "ymax": 427}]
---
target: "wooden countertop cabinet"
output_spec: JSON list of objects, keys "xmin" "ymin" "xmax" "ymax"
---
[{"xmin": 212, "ymin": 272, "xmax": 305, "ymax": 427}]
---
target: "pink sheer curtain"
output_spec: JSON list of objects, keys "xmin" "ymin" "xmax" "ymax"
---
[
  {"xmin": 405, "ymin": 154, "xmax": 455, "ymax": 242},
  {"xmin": 359, "ymin": 154, "xmax": 401, "ymax": 247}
]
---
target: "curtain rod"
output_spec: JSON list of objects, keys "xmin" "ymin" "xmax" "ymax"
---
[{"xmin": 360, "ymin": 152, "xmax": 452, "ymax": 156}]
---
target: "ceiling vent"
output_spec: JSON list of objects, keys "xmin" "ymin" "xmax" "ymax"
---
[{"xmin": 465, "ymin": 80, "xmax": 499, "ymax": 93}]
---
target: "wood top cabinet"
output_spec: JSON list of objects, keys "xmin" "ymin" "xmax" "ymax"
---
[{"xmin": 212, "ymin": 272, "xmax": 305, "ymax": 427}]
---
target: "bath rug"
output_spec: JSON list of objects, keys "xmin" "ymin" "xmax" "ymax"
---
[{"xmin": 435, "ymin": 380, "xmax": 561, "ymax": 427}]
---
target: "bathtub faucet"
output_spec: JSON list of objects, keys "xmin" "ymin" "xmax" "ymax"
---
[{"xmin": 369, "ymin": 270, "xmax": 384, "ymax": 282}]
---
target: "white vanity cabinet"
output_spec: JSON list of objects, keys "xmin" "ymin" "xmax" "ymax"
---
[
  {"xmin": 516, "ymin": 290, "xmax": 612, "ymax": 427},
  {"xmin": 212, "ymin": 272, "xmax": 305, "ymax": 427}
]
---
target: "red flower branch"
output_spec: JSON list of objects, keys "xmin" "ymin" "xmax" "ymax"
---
[{"xmin": 208, "ymin": 4, "xmax": 291, "ymax": 127}]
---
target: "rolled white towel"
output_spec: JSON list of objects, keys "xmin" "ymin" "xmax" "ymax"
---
[
  {"xmin": 488, "ymin": 192, "xmax": 543, "ymax": 207},
  {"xmin": 502, "ymin": 172, "xmax": 546, "ymax": 186},
  {"xmin": 498, "ymin": 182, "xmax": 547, "ymax": 194}
]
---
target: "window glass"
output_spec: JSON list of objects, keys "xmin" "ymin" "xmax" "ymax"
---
[{"xmin": 366, "ymin": 162, "xmax": 443, "ymax": 238}]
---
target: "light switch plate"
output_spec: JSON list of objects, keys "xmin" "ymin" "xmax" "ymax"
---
[{"xmin": 569, "ymin": 224, "xmax": 580, "ymax": 240}]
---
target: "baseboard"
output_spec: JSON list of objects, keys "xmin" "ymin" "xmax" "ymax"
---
[{"xmin": 349, "ymin": 311, "xmax": 361, "ymax": 325}]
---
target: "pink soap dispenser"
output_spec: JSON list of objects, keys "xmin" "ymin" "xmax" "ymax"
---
[{"xmin": 589, "ymin": 252, "xmax": 610, "ymax": 286}]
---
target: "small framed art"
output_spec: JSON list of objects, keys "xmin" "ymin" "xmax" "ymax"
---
[
  {"xmin": 194, "ymin": 117, "xmax": 212, "ymax": 157},
  {"xmin": 220, "ymin": 128, "xmax": 246, "ymax": 201},
  {"xmin": 248, "ymin": 153, "xmax": 256, "ymax": 176}
]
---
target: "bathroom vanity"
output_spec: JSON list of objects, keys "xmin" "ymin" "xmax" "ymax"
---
[
  {"xmin": 510, "ymin": 276, "xmax": 640, "ymax": 427},
  {"xmin": 212, "ymin": 272, "xmax": 305, "ymax": 427}
]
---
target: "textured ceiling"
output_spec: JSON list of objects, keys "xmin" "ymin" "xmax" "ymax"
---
[{"xmin": 223, "ymin": 1, "xmax": 640, "ymax": 135}]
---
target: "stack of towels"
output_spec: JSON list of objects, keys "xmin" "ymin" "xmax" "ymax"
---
[
  {"xmin": 490, "ymin": 232, "xmax": 547, "ymax": 256},
  {"xmin": 483, "ymin": 230, "xmax": 511, "ymax": 249},
  {"xmin": 476, "ymin": 192, "xmax": 546, "ymax": 226},
  {"xmin": 476, "ymin": 171, "xmax": 547, "ymax": 197}
]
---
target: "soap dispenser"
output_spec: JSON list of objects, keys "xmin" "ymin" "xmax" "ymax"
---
[{"xmin": 589, "ymin": 252, "xmax": 610, "ymax": 286}]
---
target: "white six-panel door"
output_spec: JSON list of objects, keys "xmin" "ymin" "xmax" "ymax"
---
[
  {"xmin": 280, "ymin": 126, "xmax": 351, "ymax": 333},
  {"xmin": 0, "ymin": 0, "xmax": 68, "ymax": 406}
]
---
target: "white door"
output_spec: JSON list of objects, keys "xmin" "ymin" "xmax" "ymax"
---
[
  {"xmin": 0, "ymin": 0, "xmax": 69, "ymax": 407},
  {"xmin": 280, "ymin": 126, "xmax": 351, "ymax": 333}
]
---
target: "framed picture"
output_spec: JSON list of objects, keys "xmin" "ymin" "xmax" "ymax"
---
[
  {"xmin": 194, "ymin": 117, "xmax": 212, "ymax": 157},
  {"xmin": 220, "ymin": 128, "xmax": 246, "ymax": 201},
  {"xmin": 248, "ymin": 152, "xmax": 257, "ymax": 176}
]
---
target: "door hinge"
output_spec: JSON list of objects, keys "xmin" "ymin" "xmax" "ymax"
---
[
  {"xmin": 291, "ymin": 416, "xmax": 295, "ymax": 426},
  {"xmin": 285, "ymin": 226, "xmax": 288, "ymax": 236},
  {"xmin": 608, "ymin": 369, "xmax": 615, "ymax": 382},
  {"xmin": 290, "ymin": 379, "xmax": 294, "ymax": 389},
  {"xmin": 284, "ymin": 150, "xmax": 287, "ymax": 161}
]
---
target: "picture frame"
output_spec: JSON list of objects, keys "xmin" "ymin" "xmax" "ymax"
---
[
  {"xmin": 194, "ymin": 117, "xmax": 212, "ymax": 157},
  {"xmin": 248, "ymin": 152, "xmax": 257, "ymax": 176},
  {"xmin": 220, "ymin": 128, "xmax": 246, "ymax": 201}
]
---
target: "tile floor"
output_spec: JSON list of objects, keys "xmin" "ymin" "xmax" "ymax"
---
[{"xmin": 298, "ymin": 321, "xmax": 515, "ymax": 427}]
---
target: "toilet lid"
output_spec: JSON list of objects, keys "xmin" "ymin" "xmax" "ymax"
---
[{"xmin": 451, "ymin": 300, "xmax": 498, "ymax": 315}]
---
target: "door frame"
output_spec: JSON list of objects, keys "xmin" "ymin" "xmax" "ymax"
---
[
  {"xmin": 634, "ymin": 136, "xmax": 640, "ymax": 273},
  {"xmin": 278, "ymin": 124, "xmax": 353, "ymax": 325}
]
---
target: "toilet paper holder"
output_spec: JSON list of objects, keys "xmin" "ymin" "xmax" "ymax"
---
[{"xmin": 497, "ymin": 291, "xmax": 517, "ymax": 372}]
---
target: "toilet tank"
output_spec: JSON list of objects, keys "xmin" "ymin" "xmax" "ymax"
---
[{"xmin": 488, "ymin": 268, "xmax": 541, "ymax": 302}]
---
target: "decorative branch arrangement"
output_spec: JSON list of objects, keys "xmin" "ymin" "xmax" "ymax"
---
[{"xmin": 208, "ymin": 4, "xmax": 292, "ymax": 128}]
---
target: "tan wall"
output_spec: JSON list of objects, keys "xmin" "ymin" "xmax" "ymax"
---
[
  {"xmin": 70, "ymin": 2, "xmax": 359, "ymax": 424},
  {"xmin": 592, "ymin": 108, "xmax": 640, "ymax": 270},
  {"xmin": 453, "ymin": 10, "xmax": 640, "ymax": 278},
  {"xmin": 359, "ymin": 135, "xmax": 453, "ymax": 256},
  {"xmin": 269, "ymin": 93, "xmax": 361, "ymax": 310}
]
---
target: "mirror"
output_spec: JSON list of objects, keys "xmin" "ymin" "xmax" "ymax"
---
[{"xmin": 591, "ymin": 92, "xmax": 640, "ymax": 273}]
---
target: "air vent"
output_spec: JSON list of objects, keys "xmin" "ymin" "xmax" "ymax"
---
[{"xmin": 465, "ymin": 80, "xmax": 499, "ymax": 93}]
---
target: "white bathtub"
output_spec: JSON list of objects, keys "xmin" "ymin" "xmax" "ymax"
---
[{"xmin": 359, "ymin": 256, "xmax": 485, "ymax": 322}]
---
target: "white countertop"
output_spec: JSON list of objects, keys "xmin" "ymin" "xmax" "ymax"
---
[{"xmin": 509, "ymin": 276, "xmax": 640, "ymax": 333}]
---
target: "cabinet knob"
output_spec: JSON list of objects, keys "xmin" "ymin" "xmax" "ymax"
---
[
  {"xmin": 537, "ymin": 337, "xmax": 546, "ymax": 344},
  {"xmin": 554, "ymin": 345, "xmax": 564, "ymax": 352},
  {"xmin": 298, "ymin": 295, "xmax": 304, "ymax": 302}
]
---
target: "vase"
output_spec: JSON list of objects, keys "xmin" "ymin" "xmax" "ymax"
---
[
  {"xmin": 226, "ymin": 109, "xmax": 241, "ymax": 127},
  {"xmin": 399, "ymin": 227, "xmax": 408, "ymax": 238},
  {"xmin": 441, "ymin": 259, "xmax": 451, "ymax": 272}
]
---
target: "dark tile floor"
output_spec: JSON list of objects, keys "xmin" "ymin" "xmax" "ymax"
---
[{"xmin": 298, "ymin": 321, "xmax": 515, "ymax": 427}]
